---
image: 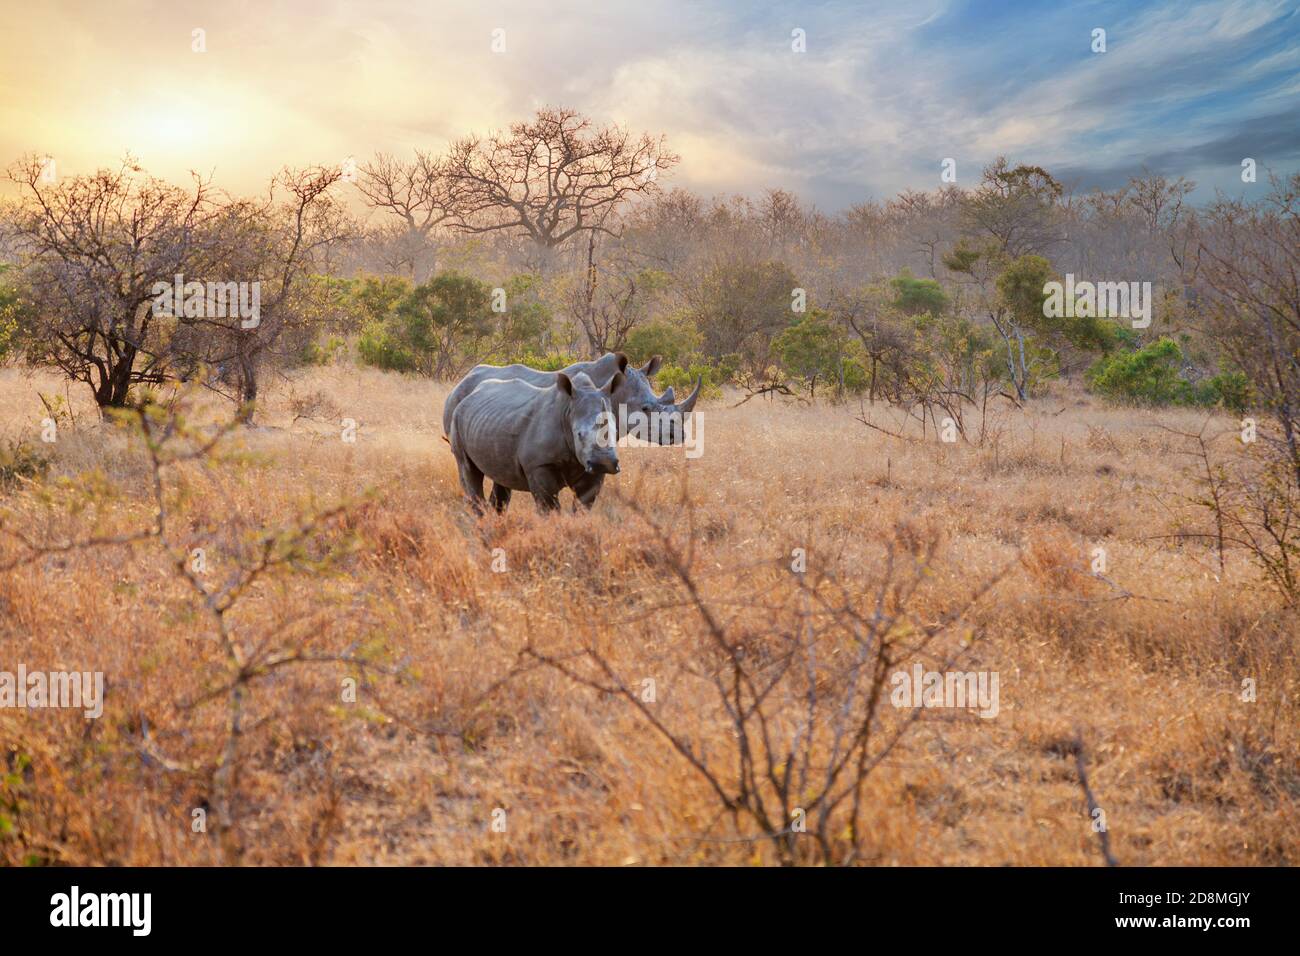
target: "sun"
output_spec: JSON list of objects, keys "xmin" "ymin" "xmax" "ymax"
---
[{"xmin": 112, "ymin": 92, "xmax": 215, "ymax": 156}]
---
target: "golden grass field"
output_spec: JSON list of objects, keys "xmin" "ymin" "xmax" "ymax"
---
[{"xmin": 1, "ymin": 363, "xmax": 1296, "ymax": 866}]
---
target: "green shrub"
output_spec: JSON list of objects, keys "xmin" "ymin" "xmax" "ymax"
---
[
  {"xmin": 356, "ymin": 319, "xmax": 418, "ymax": 373},
  {"xmin": 1086, "ymin": 338, "xmax": 1250, "ymax": 410},
  {"xmin": 490, "ymin": 274, "xmax": 552, "ymax": 364},
  {"xmin": 890, "ymin": 271, "xmax": 950, "ymax": 316},
  {"xmin": 0, "ymin": 313, "xmax": 16, "ymax": 366},
  {"xmin": 774, "ymin": 310, "xmax": 846, "ymax": 395},
  {"xmin": 354, "ymin": 272, "xmax": 494, "ymax": 377},
  {"xmin": 840, "ymin": 354, "xmax": 870, "ymax": 393},
  {"xmin": 623, "ymin": 317, "xmax": 701, "ymax": 367},
  {"xmin": 301, "ymin": 335, "xmax": 347, "ymax": 366},
  {"xmin": 513, "ymin": 351, "xmax": 579, "ymax": 372},
  {"xmin": 347, "ymin": 275, "xmax": 413, "ymax": 333},
  {"xmin": 0, "ymin": 264, "xmax": 30, "ymax": 365},
  {"xmin": 1086, "ymin": 338, "xmax": 1188, "ymax": 404},
  {"xmin": 656, "ymin": 361, "xmax": 726, "ymax": 399},
  {"xmin": 1195, "ymin": 371, "xmax": 1253, "ymax": 412}
]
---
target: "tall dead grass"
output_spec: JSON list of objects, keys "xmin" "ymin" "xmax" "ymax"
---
[{"xmin": 0, "ymin": 365, "xmax": 1295, "ymax": 865}]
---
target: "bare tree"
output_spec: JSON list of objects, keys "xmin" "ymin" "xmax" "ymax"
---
[
  {"xmin": 757, "ymin": 188, "xmax": 806, "ymax": 253},
  {"xmin": 569, "ymin": 228, "xmax": 669, "ymax": 354},
  {"xmin": 443, "ymin": 107, "xmax": 678, "ymax": 255},
  {"xmin": 620, "ymin": 187, "xmax": 706, "ymax": 273},
  {"xmin": 960, "ymin": 157, "xmax": 1066, "ymax": 257},
  {"xmin": 4, "ymin": 157, "xmax": 347, "ymax": 418},
  {"xmin": 1126, "ymin": 169, "xmax": 1194, "ymax": 235},
  {"xmin": 0, "ymin": 390, "xmax": 395, "ymax": 861},
  {"xmin": 884, "ymin": 186, "xmax": 963, "ymax": 279},
  {"xmin": 355, "ymin": 150, "xmax": 458, "ymax": 281},
  {"xmin": 1195, "ymin": 174, "xmax": 1300, "ymax": 487},
  {"xmin": 684, "ymin": 258, "xmax": 799, "ymax": 374},
  {"xmin": 527, "ymin": 493, "xmax": 1005, "ymax": 865},
  {"xmin": 832, "ymin": 284, "xmax": 912, "ymax": 404},
  {"xmin": 4, "ymin": 155, "xmax": 224, "ymax": 409},
  {"xmin": 176, "ymin": 165, "xmax": 351, "ymax": 419}
]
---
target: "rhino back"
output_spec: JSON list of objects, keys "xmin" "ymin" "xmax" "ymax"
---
[
  {"xmin": 560, "ymin": 355, "xmax": 617, "ymax": 383},
  {"xmin": 443, "ymin": 363, "xmax": 561, "ymax": 436},
  {"xmin": 451, "ymin": 379, "xmax": 569, "ymax": 491},
  {"xmin": 443, "ymin": 356, "xmax": 619, "ymax": 435}
]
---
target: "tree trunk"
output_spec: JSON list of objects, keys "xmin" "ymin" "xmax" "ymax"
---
[
  {"xmin": 580, "ymin": 230, "xmax": 602, "ymax": 356},
  {"xmin": 1015, "ymin": 327, "xmax": 1029, "ymax": 398},
  {"xmin": 93, "ymin": 342, "xmax": 138, "ymax": 409},
  {"xmin": 1002, "ymin": 332, "xmax": 1023, "ymax": 401},
  {"xmin": 236, "ymin": 342, "xmax": 259, "ymax": 424},
  {"xmin": 1263, "ymin": 315, "xmax": 1300, "ymax": 489},
  {"xmin": 411, "ymin": 227, "xmax": 437, "ymax": 284}
]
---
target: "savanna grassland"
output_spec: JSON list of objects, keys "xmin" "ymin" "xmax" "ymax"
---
[{"xmin": 1, "ymin": 363, "xmax": 1295, "ymax": 867}]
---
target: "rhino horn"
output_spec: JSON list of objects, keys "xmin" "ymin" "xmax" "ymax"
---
[
  {"xmin": 677, "ymin": 376, "xmax": 703, "ymax": 413},
  {"xmin": 658, "ymin": 385, "xmax": 676, "ymax": 404}
]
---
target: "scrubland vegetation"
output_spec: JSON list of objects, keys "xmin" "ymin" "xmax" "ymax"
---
[
  {"xmin": 1, "ymin": 366, "xmax": 1295, "ymax": 865},
  {"xmin": 1, "ymin": 108, "xmax": 1296, "ymax": 865}
]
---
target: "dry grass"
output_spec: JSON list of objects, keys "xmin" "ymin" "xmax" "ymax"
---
[{"xmin": 1, "ymin": 363, "xmax": 1296, "ymax": 866}]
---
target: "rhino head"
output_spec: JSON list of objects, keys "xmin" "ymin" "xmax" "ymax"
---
[
  {"xmin": 557, "ymin": 370, "xmax": 623, "ymax": 475},
  {"xmin": 606, "ymin": 354, "xmax": 702, "ymax": 446}
]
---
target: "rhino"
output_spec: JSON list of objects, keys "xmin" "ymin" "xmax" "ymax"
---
[
  {"xmin": 442, "ymin": 352, "xmax": 702, "ymax": 512},
  {"xmin": 448, "ymin": 371, "xmax": 623, "ymax": 513},
  {"xmin": 443, "ymin": 352, "xmax": 701, "ymax": 447}
]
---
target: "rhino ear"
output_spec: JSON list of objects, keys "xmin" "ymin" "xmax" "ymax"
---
[
  {"xmin": 555, "ymin": 372, "xmax": 573, "ymax": 397},
  {"xmin": 613, "ymin": 352, "xmax": 629, "ymax": 373},
  {"xmin": 605, "ymin": 371, "xmax": 625, "ymax": 396},
  {"xmin": 641, "ymin": 355, "xmax": 663, "ymax": 377}
]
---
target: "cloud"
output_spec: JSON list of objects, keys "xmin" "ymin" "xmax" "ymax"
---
[
  {"xmin": 1054, "ymin": 107, "xmax": 1300, "ymax": 192},
  {"xmin": 0, "ymin": 0, "xmax": 1295, "ymax": 208}
]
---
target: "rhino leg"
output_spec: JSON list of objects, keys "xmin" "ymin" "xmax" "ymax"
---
[
  {"xmin": 571, "ymin": 472, "xmax": 605, "ymax": 509},
  {"xmin": 525, "ymin": 466, "xmax": 565, "ymax": 514},
  {"xmin": 455, "ymin": 453, "xmax": 488, "ymax": 514},
  {"xmin": 489, "ymin": 482, "xmax": 512, "ymax": 513}
]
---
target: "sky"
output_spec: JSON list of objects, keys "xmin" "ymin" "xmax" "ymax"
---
[{"xmin": 1, "ymin": 0, "xmax": 1297, "ymax": 210}]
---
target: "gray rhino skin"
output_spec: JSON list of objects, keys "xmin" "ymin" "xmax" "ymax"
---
[
  {"xmin": 448, "ymin": 371, "xmax": 623, "ymax": 513},
  {"xmin": 442, "ymin": 352, "xmax": 702, "ymax": 513},
  {"xmin": 442, "ymin": 352, "xmax": 700, "ymax": 446}
]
